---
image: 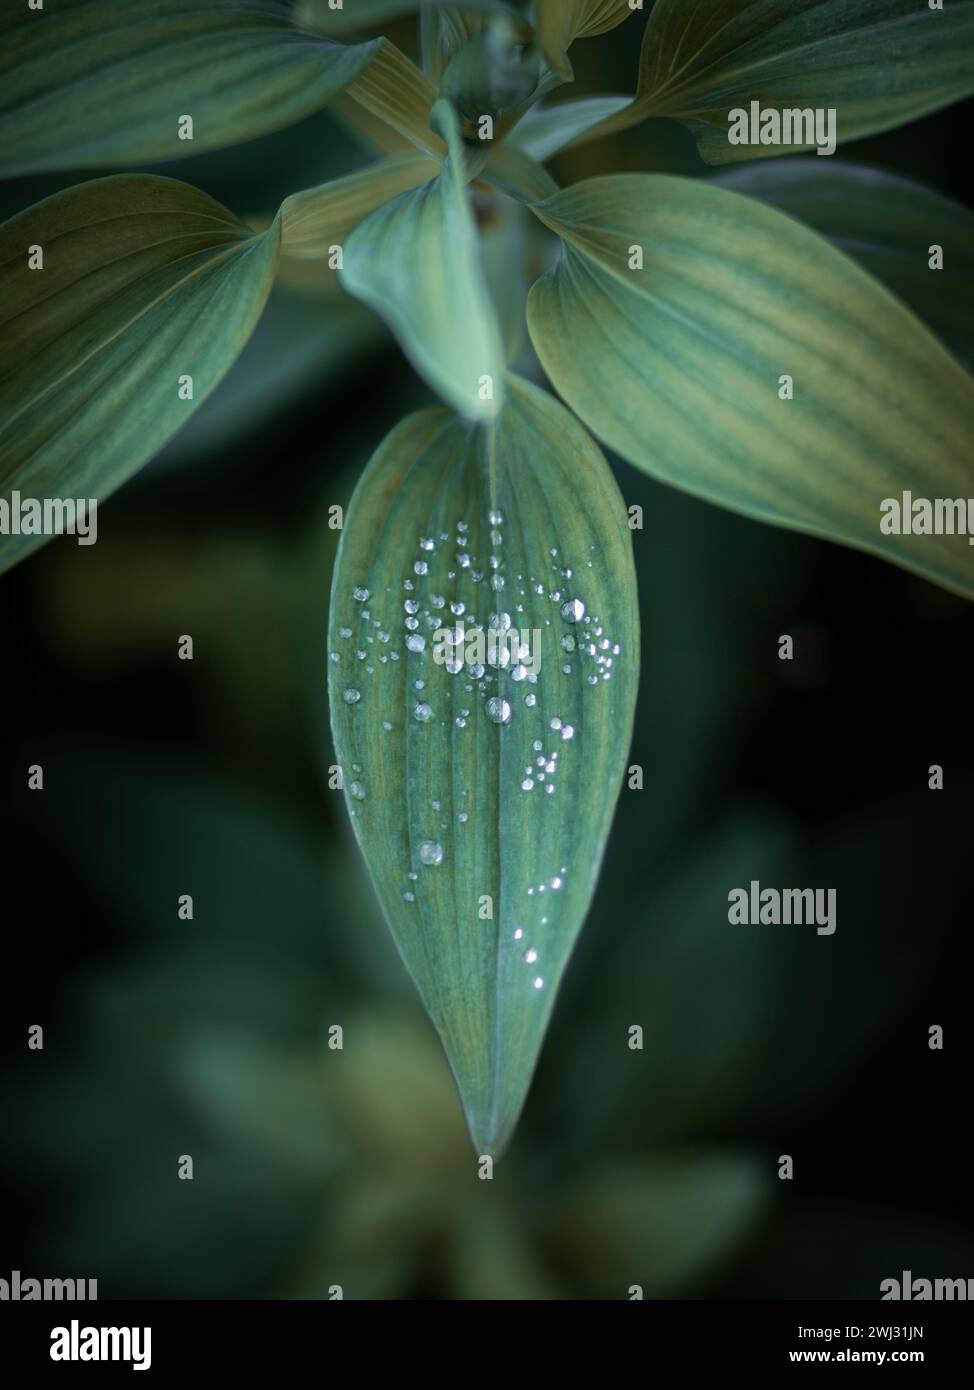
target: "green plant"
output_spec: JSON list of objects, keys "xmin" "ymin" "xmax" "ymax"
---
[{"xmin": 2, "ymin": 0, "xmax": 973, "ymax": 1158}]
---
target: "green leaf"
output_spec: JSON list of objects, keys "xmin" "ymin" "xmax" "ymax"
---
[
  {"xmin": 715, "ymin": 160, "xmax": 974, "ymax": 368},
  {"xmin": 327, "ymin": 373, "xmax": 639, "ymax": 1154},
  {"xmin": 339, "ymin": 102, "xmax": 504, "ymax": 419},
  {"xmin": 0, "ymin": 175, "xmax": 280, "ymax": 575},
  {"xmin": 281, "ymin": 155, "xmax": 442, "ymax": 257},
  {"xmin": 527, "ymin": 174, "xmax": 974, "ymax": 600},
  {"xmin": 536, "ymin": 0, "xmax": 636, "ymax": 79},
  {"xmin": 584, "ymin": 0, "xmax": 974, "ymax": 162},
  {"xmin": 0, "ymin": 0, "xmax": 379, "ymax": 177}
]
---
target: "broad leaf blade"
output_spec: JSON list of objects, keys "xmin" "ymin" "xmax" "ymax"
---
[
  {"xmin": 0, "ymin": 175, "xmax": 280, "ymax": 575},
  {"xmin": 586, "ymin": 0, "xmax": 974, "ymax": 161},
  {"xmin": 340, "ymin": 103, "xmax": 505, "ymax": 419},
  {"xmin": 715, "ymin": 160, "xmax": 974, "ymax": 367},
  {"xmin": 327, "ymin": 374, "xmax": 639, "ymax": 1154},
  {"xmin": 527, "ymin": 174, "xmax": 974, "ymax": 600},
  {"xmin": 0, "ymin": 0, "xmax": 379, "ymax": 177}
]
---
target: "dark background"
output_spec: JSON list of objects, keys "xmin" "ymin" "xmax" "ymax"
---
[{"xmin": 1, "ymin": 13, "xmax": 972, "ymax": 1299}]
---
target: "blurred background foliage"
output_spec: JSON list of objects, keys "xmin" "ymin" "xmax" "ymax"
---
[{"xmin": 1, "ymin": 10, "xmax": 973, "ymax": 1299}]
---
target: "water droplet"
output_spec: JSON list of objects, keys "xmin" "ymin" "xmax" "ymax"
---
[
  {"xmin": 404, "ymin": 599, "xmax": 419, "ymax": 615},
  {"xmin": 339, "ymin": 626, "xmax": 352, "ymax": 639},
  {"xmin": 491, "ymin": 575, "xmax": 505, "ymax": 590},
  {"xmin": 406, "ymin": 633, "xmax": 426, "ymax": 653},
  {"xmin": 560, "ymin": 635, "xmax": 576, "ymax": 653},
  {"xmin": 511, "ymin": 664, "xmax": 527, "ymax": 682},
  {"xmin": 551, "ymin": 876, "xmax": 563, "ymax": 890},
  {"xmin": 524, "ymin": 948, "xmax": 538, "ymax": 964},
  {"xmin": 420, "ymin": 537, "xmax": 435, "ymax": 551},
  {"xmin": 470, "ymin": 663, "xmax": 485, "ymax": 680},
  {"xmin": 458, "ymin": 553, "xmax": 471, "ymax": 568},
  {"xmin": 525, "ymin": 693, "xmax": 537, "ymax": 707},
  {"xmin": 486, "ymin": 697, "xmax": 512, "ymax": 725},
  {"xmin": 489, "ymin": 510, "xmax": 503, "ymax": 525},
  {"xmin": 533, "ymin": 976, "xmax": 545, "ymax": 990},
  {"xmin": 450, "ymin": 600, "xmax": 465, "ymax": 616},
  {"xmin": 489, "ymin": 612, "xmax": 512, "ymax": 631},
  {"xmin": 458, "ymin": 812, "xmax": 469, "ymax": 824},
  {"xmin": 352, "ymin": 587, "xmax": 369, "ymax": 603},
  {"xmin": 413, "ymin": 702, "xmax": 433, "ymax": 722},
  {"xmin": 521, "ymin": 778, "xmax": 534, "ymax": 791},
  {"xmin": 431, "ymin": 594, "xmax": 445, "ymax": 609},
  {"xmin": 550, "ymin": 717, "xmax": 562, "ymax": 730},
  {"xmin": 404, "ymin": 891, "xmax": 415, "ymax": 902},
  {"xmin": 561, "ymin": 724, "xmax": 575, "ymax": 740},
  {"xmin": 418, "ymin": 840, "xmax": 444, "ymax": 866},
  {"xmin": 349, "ymin": 781, "xmax": 366, "ymax": 800},
  {"xmin": 546, "ymin": 785, "xmax": 555, "ymax": 795},
  {"xmin": 405, "ymin": 617, "xmax": 419, "ymax": 631},
  {"xmin": 343, "ymin": 688, "xmax": 361, "ymax": 704},
  {"xmin": 414, "ymin": 560, "xmax": 428, "ymax": 576},
  {"xmin": 382, "ymin": 721, "xmax": 393, "ymax": 731},
  {"xmin": 330, "ymin": 652, "xmax": 340, "ymax": 663},
  {"xmin": 561, "ymin": 598, "xmax": 585, "ymax": 623}
]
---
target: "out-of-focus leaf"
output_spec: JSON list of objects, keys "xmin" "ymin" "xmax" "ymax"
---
[
  {"xmin": 479, "ymin": 189, "xmax": 530, "ymax": 362},
  {"xmin": 545, "ymin": 1155, "xmax": 768, "ymax": 1297},
  {"xmin": 0, "ymin": 175, "xmax": 280, "ymax": 575},
  {"xmin": 583, "ymin": 0, "xmax": 974, "ymax": 162},
  {"xmin": 510, "ymin": 95, "xmax": 632, "ymax": 161},
  {"xmin": 536, "ymin": 0, "xmax": 635, "ymax": 79},
  {"xmin": 528, "ymin": 174, "xmax": 974, "ymax": 600},
  {"xmin": 715, "ymin": 160, "xmax": 974, "ymax": 367},
  {"xmin": 0, "ymin": 0, "xmax": 379, "ymax": 177},
  {"xmin": 281, "ymin": 156, "xmax": 441, "ymax": 256},
  {"xmin": 327, "ymin": 374, "xmax": 639, "ymax": 1154},
  {"xmin": 340, "ymin": 102, "xmax": 504, "ymax": 418}
]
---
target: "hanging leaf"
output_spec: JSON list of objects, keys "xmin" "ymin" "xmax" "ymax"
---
[
  {"xmin": 340, "ymin": 102, "xmax": 504, "ymax": 419},
  {"xmin": 580, "ymin": 0, "xmax": 974, "ymax": 162},
  {"xmin": 0, "ymin": 0, "xmax": 380, "ymax": 177},
  {"xmin": 327, "ymin": 373, "xmax": 639, "ymax": 1155},
  {"xmin": 714, "ymin": 160, "xmax": 974, "ymax": 367},
  {"xmin": 0, "ymin": 175, "xmax": 280, "ymax": 575},
  {"xmin": 527, "ymin": 174, "xmax": 974, "ymax": 600}
]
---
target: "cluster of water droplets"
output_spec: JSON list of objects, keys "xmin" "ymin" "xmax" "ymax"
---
[{"xmin": 331, "ymin": 508, "xmax": 623, "ymax": 990}]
